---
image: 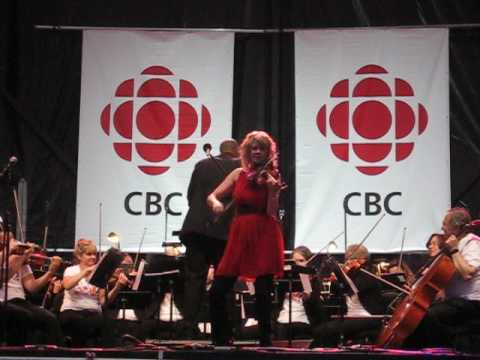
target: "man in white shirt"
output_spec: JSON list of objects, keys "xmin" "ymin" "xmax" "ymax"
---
[{"xmin": 406, "ymin": 207, "xmax": 480, "ymax": 350}]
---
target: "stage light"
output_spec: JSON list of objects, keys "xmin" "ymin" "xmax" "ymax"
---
[{"xmin": 107, "ymin": 231, "xmax": 120, "ymax": 249}]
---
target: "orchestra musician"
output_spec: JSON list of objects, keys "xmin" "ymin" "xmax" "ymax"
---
[
  {"xmin": 179, "ymin": 139, "xmax": 240, "ymax": 338},
  {"xmin": 0, "ymin": 222, "xmax": 64, "ymax": 345},
  {"xmin": 404, "ymin": 208, "xmax": 480, "ymax": 350},
  {"xmin": 276, "ymin": 246, "xmax": 329, "ymax": 339},
  {"xmin": 59, "ymin": 239, "xmax": 129, "ymax": 347},
  {"xmin": 426, "ymin": 233, "xmax": 443, "ymax": 257},
  {"xmin": 310, "ymin": 244, "xmax": 385, "ymax": 348},
  {"xmin": 207, "ymin": 131, "xmax": 285, "ymax": 346}
]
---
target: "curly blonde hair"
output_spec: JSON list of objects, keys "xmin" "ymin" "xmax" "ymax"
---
[
  {"xmin": 73, "ymin": 238, "xmax": 97, "ymax": 261},
  {"xmin": 240, "ymin": 130, "xmax": 278, "ymax": 172}
]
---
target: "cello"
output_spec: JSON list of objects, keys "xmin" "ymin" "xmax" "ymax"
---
[{"xmin": 375, "ymin": 246, "xmax": 456, "ymax": 348}]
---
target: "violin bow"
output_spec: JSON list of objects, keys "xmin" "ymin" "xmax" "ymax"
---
[
  {"xmin": 133, "ymin": 227, "xmax": 147, "ymax": 270},
  {"xmin": 398, "ymin": 227, "xmax": 407, "ymax": 269},
  {"xmin": 98, "ymin": 202, "xmax": 103, "ymax": 259},
  {"xmin": 42, "ymin": 201, "xmax": 50, "ymax": 250},
  {"xmin": 13, "ymin": 187, "xmax": 26, "ymax": 243},
  {"xmin": 358, "ymin": 267, "xmax": 410, "ymax": 295},
  {"xmin": 344, "ymin": 213, "xmax": 386, "ymax": 262},
  {"xmin": 305, "ymin": 230, "xmax": 343, "ymax": 267}
]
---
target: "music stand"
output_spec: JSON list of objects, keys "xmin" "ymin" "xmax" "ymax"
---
[
  {"xmin": 142, "ymin": 254, "xmax": 183, "ymax": 339},
  {"xmin": 89, "ymin": 247, "xmax": 124, "ymax": 289},
  {"xmin": 111, "ymin": 290, "xmax": 152, "ymax": 321},
  {"xmin": 278, "ymin": 265, "xmax": 316, "ymax": 346}
]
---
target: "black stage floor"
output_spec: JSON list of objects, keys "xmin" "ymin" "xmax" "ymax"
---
[{"xmin": 0, "ymin": 340, "xmax": 479, "ymax": 360}]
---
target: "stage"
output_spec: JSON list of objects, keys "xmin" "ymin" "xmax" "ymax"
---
[{"xmin": 0, "ymin": 340, "xmax": 479, "ymax": 360}]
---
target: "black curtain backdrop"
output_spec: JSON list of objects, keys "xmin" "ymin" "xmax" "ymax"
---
[{"xmin": 1, "ymin": 0, "xmax": 480, "ymax": 250}]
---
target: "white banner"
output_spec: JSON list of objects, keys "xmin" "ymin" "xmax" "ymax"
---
[
  {"xmin": 77, "ymin": 31, "xmax": 234, "ymax": 252},
  {"xmin": 295, "ymin": 29, "xmax": 450, "ymax": 252}
]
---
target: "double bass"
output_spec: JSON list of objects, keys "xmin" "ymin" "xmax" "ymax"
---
[{"xmin": 375, "ymin": 248, "xmax": 456, "ymax": 348}]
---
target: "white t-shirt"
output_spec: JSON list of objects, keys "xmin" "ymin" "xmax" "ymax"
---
[
  {"xmin": 0, "ymin": 264, "xmax": 32, "ymax": 301},
  {"xmin": 277, "ymin": 292, "xmax": 309, "ymax": 324},
  {"xmin": 445, "ymin": 233, "xmax": 480, "ymax": 301},
  {"xmin": 346, "ymin": 294, "xmax": 371, "ymax": 317},
  {"xmin": 60, "ymin": 265, "xmax": 102, "ymax": 312},
  {"xmin": 158, "ymin": 292, "xmax": 182, "ymax": 321}
]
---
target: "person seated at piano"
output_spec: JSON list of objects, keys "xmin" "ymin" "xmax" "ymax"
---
[
  {"xmin": 404, "ymin": 208, "xmax": 480, "ymax": 350},
  {"xmin": 59, "ymin": 239, "xmax": 129, "ymax": 347},
  {"xmin": 275, "ymin": 246, "xmax": 329, "ymax": 339},
  {"xmin": 0, "ymin": 223, "xmax": 64, "ymax": 345},
  {"xmin": 309, "ymin": 244, "xmax": 385, "ymax": 348}
]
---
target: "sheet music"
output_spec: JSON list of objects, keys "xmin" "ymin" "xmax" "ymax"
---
[
  {"xmin": 131, "ymin": 259, "xmax": 146, "ymax": 291},
  {"xmin": 299, "ymin": 273, "xmax": 312, "ymax": 294}
]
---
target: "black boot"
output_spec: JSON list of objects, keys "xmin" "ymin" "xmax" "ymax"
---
[{"xmin": 255, "ymin": 275, "xmax": 274, "ymax": 347}]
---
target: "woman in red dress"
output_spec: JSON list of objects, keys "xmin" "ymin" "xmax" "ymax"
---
[{"xmin": 207, "ymin": 130, "xmax": 284, "ymax": 346}]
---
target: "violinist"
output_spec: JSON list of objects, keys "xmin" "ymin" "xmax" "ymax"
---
[
  {"xmin": 276, "ymin": 246, "xmax": 328, "ymax": 339},
  {"xmin": 310, "ymin": 244, "xmax": 385, "ymax": 348},
  {"xmin": 207, "ymin": 130, "xmax": 285, "ymax": 346},
  {"xmin": 0, "ymin": 224, "xmax": 64, "ymax": 345},
  {"xmin": 59, "ymin": 239, "xmax": 129, "ymax": 347},
  {"xmin": 405, "ymin": 208, "xmax": 480, "ymax": 350}
]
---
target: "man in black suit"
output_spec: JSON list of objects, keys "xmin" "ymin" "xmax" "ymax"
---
[{"xmin": 179, "ymin": 139, "xmax": 240, "ymax": 337}]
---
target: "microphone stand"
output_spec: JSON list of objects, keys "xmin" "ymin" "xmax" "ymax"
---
[{"xmin": 204, "ymin": 149, "xmax": 230, "ymax": 177}]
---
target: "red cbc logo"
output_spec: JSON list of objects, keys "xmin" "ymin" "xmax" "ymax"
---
[
  {"xmin": 100, "ymin": 66, "xmax": 211, "ymax": 175},
  {"xmin": 316, "ymin": 64, "xmax": 428, "ymax": 176}
]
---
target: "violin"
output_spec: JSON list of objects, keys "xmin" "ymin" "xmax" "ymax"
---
[
  {"xmin": 246, "ymin": 152, "xmax": 284, "ymax": 186},
  {"xmin": 6, "ymin": 241, "xmax": 41, "ymax": 256},
  {"xmin": 109, "ymin": 253, "xmax": 135, "ymax": 289},
  {"xmin": 8, "ymin": 241, "xmax": 70, "ymax": 275},
  {"xmin": 28, "ymin": 252, "xmax": 72, "ymax": 272}
]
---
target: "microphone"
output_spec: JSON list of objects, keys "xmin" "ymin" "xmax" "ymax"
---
[
  {"xmin": 0, "ymin": 156, "xmax": 18, "ymax": 178},
  {"xmin": 203, "ymin": 143, "xmax": 212, "ymax": 157}
]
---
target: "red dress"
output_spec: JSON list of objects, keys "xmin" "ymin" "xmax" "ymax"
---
[{"xmin": 216, "ymin": 170, "xmax": 284, "ymax": 279}]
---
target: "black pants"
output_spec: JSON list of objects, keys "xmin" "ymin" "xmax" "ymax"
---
[
  {"xmin": 310, "ymin": 317, "xmax": 382, "ymax": 348},
  {"xmin": 59, "ymin": 309, "xmax": 103, "ymax": 347},
  {"xmin": 209, "ymin": 274, "xmax": 274, "ymax": 345},
  {"xmin": 182, "ymin": 234, "xmax": 226, "ymax": 329},
  {"xmin": 0, "ymin": 301, "xmax": 30, "ymax": 345},
  {"xmin": 405, "ymin": 297, "xmax": 480, "ymax": 349},
  {"xmin": 7, "ymin": 298, "xmax": 63, "ymax": 345}
]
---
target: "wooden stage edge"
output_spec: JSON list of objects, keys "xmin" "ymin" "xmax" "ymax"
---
[{"xmin": 0, "ymin": 340, "xmax": 480, "ymax": 360}]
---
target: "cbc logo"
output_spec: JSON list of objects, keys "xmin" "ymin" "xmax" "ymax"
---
[
  {"xmin": 100, "ymin": 65, "xmax": 211, "ymax": 175},
  {"xmin": 316, "ymin": 64, "xmax": 428, "ymax": 176}
]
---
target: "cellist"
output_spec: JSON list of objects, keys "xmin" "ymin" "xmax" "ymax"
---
[{"xmin": 405, "ymin": 207, "xmax": 480, "ymax": 349}]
